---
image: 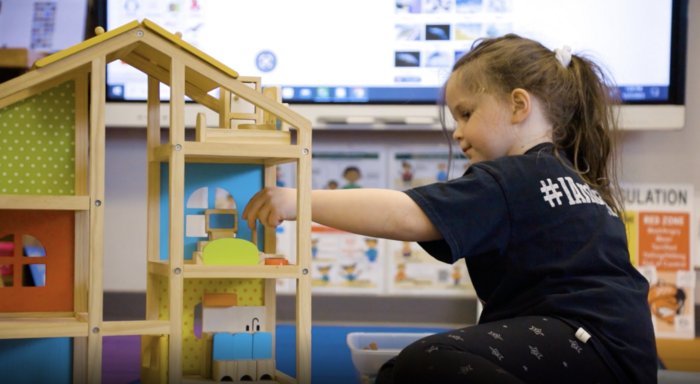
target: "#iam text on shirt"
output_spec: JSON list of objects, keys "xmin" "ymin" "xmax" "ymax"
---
[{"xmin": 539, "ymin": 176, "xmax": 617, "ymax": 217}]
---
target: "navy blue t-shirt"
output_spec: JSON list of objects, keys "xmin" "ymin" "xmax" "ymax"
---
[{"xmin": 405, "ymin": 143, "xmax": 656, "ymax": 384}]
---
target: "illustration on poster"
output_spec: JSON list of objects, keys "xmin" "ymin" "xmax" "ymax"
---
[
  {"xmin": 365, "ymin": 239, "xmax": 379, "ymax": 262},
  {"xmin": 341, "ymin": 264, "xmax": 362, "ymax": 282},
  {"xmin": 437, "ymin": 163, "xmax": 448, "ymax": 182},
  {"xmin": 342, "ymin": 167, "xmax": 362, "ymax": 189},
  {"xmin": 311, "ymin": 238, "xmax": 319, "ymax": 259},
  {"xmin": 401, "ymin": 162, "xmax": 414, "ymax": 183},
  {"xmin": 317, "ymin": 265, "xmax": 331, "ymax": 283},
  {"xmin": 648, "ymin": 281, "xmax": 686, "ymax": 324}
]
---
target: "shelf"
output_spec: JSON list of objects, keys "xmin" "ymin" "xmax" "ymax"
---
[
  {"xmin": 101, "ymin": 320, "xmax": 171, "ymax": 336},
  {"xmin": 147, "ymin": 260, "xmax": 170, "ymax": 277},
  {"xmin": 0, "ymin": 316, "xmax": 89, "ymax": 339},
  {"xmin": 148, "ymin": 261, "xmax": 301, "ymax": 279},
  {"xmin": 0, "ymin": 195, "xmax": 90, "ymax": 210},
  {"xmin": 149, "ymin": 142, "xmax": 302, "ymax": 164},
  {"xmin": 185, "ymin": 264, "xmax": 301, "ymax": 279}
]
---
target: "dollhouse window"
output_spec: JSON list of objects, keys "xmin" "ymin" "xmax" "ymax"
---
[
  {"xmin": 0, "ymin": 233, "xmax": 47, "ymax": 287},
  {"xmin": 22, "ymin": 235, "xmax": 46, "ymax": 287},
  {"xmin": 214, "ymin": 188, "xmax": 235, "ymax": 209},
  {"xmin": 0, "ymin": 235, "xmax": 13, "ymax": 287},
  {"xmin": 187, "ymin": 187, "xmax": 208, "ymax": 208},
  {"xmin": 185, "ymin": 187, "xmax": 237, "ymax": 238}
]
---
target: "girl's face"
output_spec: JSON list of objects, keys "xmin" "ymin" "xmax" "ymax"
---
[{"xmin": 445, "ymin": 77, "xmax": 516, "ymax": 163}]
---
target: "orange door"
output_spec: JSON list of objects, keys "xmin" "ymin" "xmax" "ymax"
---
[{"xmin": 0, "ymin": 210, "xmax": 74, "ymax": 312}]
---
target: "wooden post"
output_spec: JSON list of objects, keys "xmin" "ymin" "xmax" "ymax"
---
[
  {"xmin": 195, "ymin": 112, "xmax": 207, "ymax": 142},
  {"xmin": 219, "ymin": 89, "xmax": 231, "ymax": 128},
  {"xmin": 87, "ymin": 56, "xmax": 106, "ymax": 384},
  {"xmin": 168, "ymin": 58, "xmax": 186, "ymax": 384},
  {"xmin": 264, "ymin": 164, "xmax": 277, "ymax": 360},
  {"xmin": 72, "ymin": 70, "xmax": 89, "ymax": 384},
  {"xmin": 146, "ymin": 75, "xmax": 162, "ymax": 323},
  {"xmin": 296, "ymin": 129, "xmax": 312, "ymax": 383}
]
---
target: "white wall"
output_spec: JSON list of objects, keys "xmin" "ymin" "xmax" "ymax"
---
[{"xmin": 102, "ymin": 2, "xmax": 700, "ymax": 292}]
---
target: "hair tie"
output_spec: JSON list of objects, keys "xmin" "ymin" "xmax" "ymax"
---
[{"xmin": 553, "ymin": 46, "xmax": 572, "ymax": 68}]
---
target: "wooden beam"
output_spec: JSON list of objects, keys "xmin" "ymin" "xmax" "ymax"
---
[
  {"xmin": 147, "ymin": 260, "xmax": 170, "ymax": 276},
  {"xmin": 264, "ymin": 164, "xmax": 278, "ymax": 360},
  {"xmin": 0, "ymin": 195, "xmax": 90, "ymax": 210},
  {"xmin": 0, "ymin": 312, "xmax": 74, "ymax": 318},
  {"xmin": 168, "ymin": 57, "xmax": 186, "ymax": 384},
  {"xmin": 147, "ymin": 75, "xmax": 161, "ymax": 263},
  {"xmin": 101, "ymin": 321, "xmax": 171, "ymax": 336},
  {"xmin": 219, "ymin": 89, "xmax": 231, "ymax": 128},
  {"xmin": 105, "ymin": 41, "xmax": 140, "ymax": 64},
  {"xmin": 275, "ymin": 370, "xmax": 297, "ymax": 384},
  {"xmin": 0, "ymin": 318, "xmax": 88, "ymax": 339},
  {"xmin": 295, "ymin": 129, "xmax": 312, "ymax": 384},
  {"xmin": 146, "ymin": 75, "xmax": 163, "ymax": 328},
  {"xmin": 183, "ymin": 265, "xmax": 300, "ymax": 279},
  {"xmin": 122, "ymin": 52, "xmax": 219, "ymax": 111},
  {"xmin": 139, "ymin": 33, "xmax": 312, "ymax": 133},
  {"xmin": 0, "ymin": 64, "xmax": 89, "ymax": 110},
  {"xmin": 86, "ymin": 56, "xmax": 107, "ymax": 384},
  {"xmin": 186, "ymin": 142, "xmax": 301, "ymax": 160},
  {"xmin": 0, "ymin": 30, "xmax": 140, "ymax": 101}
]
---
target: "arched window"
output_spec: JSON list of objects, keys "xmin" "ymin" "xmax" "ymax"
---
[{"xmin": 185, "ymin": 187, "xmax": 237, "ymax": 239}]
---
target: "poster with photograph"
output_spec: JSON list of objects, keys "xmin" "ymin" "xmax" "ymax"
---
[
  {"xmin": 386, "ymin": 146, "xmax": 475, "ymax": 296},
  {"xmin": 307, "ymin": 146, "xmax": 388, "ymax": 294},
  {"xmin": 622, "ymin": 183, "xmax": 695, "ymax": 339}
]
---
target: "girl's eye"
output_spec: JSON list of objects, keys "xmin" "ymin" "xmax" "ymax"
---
[{"xmin": 461, "ymin": 111, "xmax": 472, "ymax": 119}]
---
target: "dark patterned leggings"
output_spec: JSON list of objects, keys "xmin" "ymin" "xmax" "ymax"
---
[{"xmin": 375, "ymin": 316, "xmax": 619, "ymax": 384}]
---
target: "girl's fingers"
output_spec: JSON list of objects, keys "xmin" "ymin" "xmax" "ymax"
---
[
  {"xmin": 245, "ymin": 196, "xmax": 266, "ymax": 229},
  {"xmin": 257, "ymin": 205, "xmax": 273, "ymax": 228},
  {"xmin": 266, "ymin": 208, "xmax": 281, "ymax": 227}
]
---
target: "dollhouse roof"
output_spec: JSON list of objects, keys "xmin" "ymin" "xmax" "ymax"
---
[{"xmin": 0, "ymin": 19, "xmax": 311, "ymax": 133}]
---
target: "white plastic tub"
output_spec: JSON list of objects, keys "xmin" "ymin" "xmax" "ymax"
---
[{"xmin": 346, "ymin": 332, "xmax": 434, "ymax": 383}]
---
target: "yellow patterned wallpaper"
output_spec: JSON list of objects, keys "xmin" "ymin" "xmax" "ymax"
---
[{"xmin": 157, "ymin": 276, "xmax": 265, "ymax": 374}]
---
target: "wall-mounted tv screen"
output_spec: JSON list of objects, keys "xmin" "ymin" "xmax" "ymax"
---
[{"xmin": 103, "ymin": 0, "xmax": 685, "ymax": 105}]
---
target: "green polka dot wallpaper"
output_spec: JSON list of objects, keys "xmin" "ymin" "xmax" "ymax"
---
[{"xmin": 0, "ymin": 81, "xmax": 76, "ymax": 195}]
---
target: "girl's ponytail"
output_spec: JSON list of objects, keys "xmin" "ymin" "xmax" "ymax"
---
[{"xmin": 557, "ymin": 55, "xmax": 622, "ymax": 215}]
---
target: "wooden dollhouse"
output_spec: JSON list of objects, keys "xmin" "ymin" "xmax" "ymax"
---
[{"xmin": 0, "ymin": 20, "xmax": 312, "ymax": 384}]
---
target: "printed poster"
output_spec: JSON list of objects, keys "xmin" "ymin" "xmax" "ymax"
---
[
  {"xmin": 622, "ymin": 184, "xmax": 695, "ymax": 339},
  {"xmin": 309, "ymin": 224, "xmax": 385, "ymax": 295},
  {"xmin": 387, "ymin": 147, "xmax": 475, "ymax": 296},
  {"xmin": 311, "ymin": 146, "xmax": 387, "ymax": 190},
  {"xmin": 388, "ymin": 146, "xmax": 470, "ymax": 190},
  {"xmin": 308, "ymin": 146, "xmax": 387, "ymax": 294}
]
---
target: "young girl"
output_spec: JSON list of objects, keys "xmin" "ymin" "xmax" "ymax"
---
[{"xmin": 243, "ymin": 34, "xmax": 656, "ymax": 384}]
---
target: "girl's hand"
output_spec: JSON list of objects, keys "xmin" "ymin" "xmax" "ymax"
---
[{"xmin": 242, "ymin": 187, "xmax": 297, "ymax": 229}]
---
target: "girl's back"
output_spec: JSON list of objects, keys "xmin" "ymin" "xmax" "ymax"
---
[{"xmin": 407, "ymin": 142, "xmax": 656, "ymax": 383}]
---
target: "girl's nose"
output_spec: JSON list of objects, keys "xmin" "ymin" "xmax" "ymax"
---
[{"xmin": 452, "ymin": 127, "xmax": 461, "ymax": 141}]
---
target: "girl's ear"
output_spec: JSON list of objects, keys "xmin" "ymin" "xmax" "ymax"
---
[{"xmin": 509, "ymin": 88, "xmax": 531, "ymax": 124}]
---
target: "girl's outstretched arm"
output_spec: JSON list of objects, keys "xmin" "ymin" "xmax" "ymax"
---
[{"xmin": 242, "ymin": 187, "xmax": 442, "ymax": 242}]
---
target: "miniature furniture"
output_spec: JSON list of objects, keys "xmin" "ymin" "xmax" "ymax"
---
[{"xmin": 0, "ymin": 20, "xmax": 312, "ymax": 384}]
